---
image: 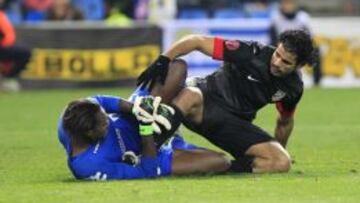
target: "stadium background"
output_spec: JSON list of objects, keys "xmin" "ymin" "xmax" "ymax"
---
[
  {"xmin": 0, "ymin": 0, "xmax": 358, "ymax": 88},
  {"xmin": 0, "ymin": 0, "xmax": 359, "ymax": 202}
]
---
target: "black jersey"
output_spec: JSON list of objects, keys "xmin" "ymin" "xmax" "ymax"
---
[{"xmin": 205, "ymin": 37, "xmax": 303, "ymax": 121}]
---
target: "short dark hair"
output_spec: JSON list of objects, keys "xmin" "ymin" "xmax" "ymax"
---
[
  {"xmin": 279, "ymin": 30, "xmax": 314, "ymax": 66},
  {"xmin": 62, "ymin": 100, "xmax": 101, "ymax": 142}
]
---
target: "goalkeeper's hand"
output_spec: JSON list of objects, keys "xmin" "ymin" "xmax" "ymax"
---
[
  {"xmin": 132, "ymin": 96, "xmax": 176, "ymax": 135},
  {"xmin": 132, "ymin": 96, "xmax": 161, "ymax": 123},
  {"xmin": 152, "ymin": 103, "xmax": 175, "ymax": 134}
]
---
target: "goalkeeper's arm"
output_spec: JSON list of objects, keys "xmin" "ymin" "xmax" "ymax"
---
[
  {"xmin": 84, "ymin": 129, "xmax": 159, "ymax": 180},
  {"xmin": 88, "ymin": 95, "xmax": 134, "ymax": 114}
]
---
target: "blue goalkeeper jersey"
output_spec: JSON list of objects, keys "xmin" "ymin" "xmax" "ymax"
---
[{"xmin": 58, "ymin": 91, "xmax": 198, "ymax": 181}]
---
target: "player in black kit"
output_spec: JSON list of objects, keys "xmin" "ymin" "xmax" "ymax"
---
[{"xmin": 137, "ymin": 30, "xmax": 314, "ymax": 174}]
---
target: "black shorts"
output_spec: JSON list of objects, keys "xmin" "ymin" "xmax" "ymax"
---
[{"xmin": 184, "ymin": 77, "xmax": 274, "ymax": 158}]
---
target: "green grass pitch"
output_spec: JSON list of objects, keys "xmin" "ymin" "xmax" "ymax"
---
[{"xmin": 0, "ymin": 88, "xmax": 359, "ymax": 203}]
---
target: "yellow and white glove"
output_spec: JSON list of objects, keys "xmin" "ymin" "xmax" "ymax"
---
[{"xmin": 132, "ymin": 96, "xmax": 175, "ymax": 135}]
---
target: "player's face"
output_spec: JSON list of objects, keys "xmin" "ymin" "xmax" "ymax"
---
[{"xmin": 270, "ymin": 43, "xmax": 297, "ymax": 77}]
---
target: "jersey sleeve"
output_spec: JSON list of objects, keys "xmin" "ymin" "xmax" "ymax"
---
[
  {"xmin": 72, "ymin": 156, "xmax": 159, "ymax": 181},
  {"xmin": 88, "ymin": 95, "xmax": 122, "ymax": 114},
  {"xmin": 275, "ymin": 90, "xmax": 303, "ymax": 118},
  {"xmin": 212, "ymin": 37, "xmax": 256, "ymax": 64}
]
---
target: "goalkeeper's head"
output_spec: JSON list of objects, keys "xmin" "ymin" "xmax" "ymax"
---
[{"xmin": 62, "ymin": 100, "xmax": 109, "ymax": 143}]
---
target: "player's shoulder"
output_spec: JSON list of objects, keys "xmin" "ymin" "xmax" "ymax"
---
[
  {"xmin": 274, "ymin": 70, "xmax": 303, "ymax": 104},
  {"xmin": 294, "ymin": 69, "xmax": 304, "ymax": 84},
  {"xmin": 285, "ymin": 70, "xmax": 304, "ymax": 93},
  {"xmin": 223, "ymin": 39, "xmax": 259, "ymax": 60},
  {"xmin": 224, "ymin": 39, "xmax": 272, "ymax": 54},
  {"xmin": 275, "ymin": 69, "xmax": 303, "ymax": 91},
  {"xmin": 259, "ymin": 43, "xmax": 276, "ymax": 54},
  {"xmin": 252, "ymin": 42, "xmax": 276, "ymax": 60},
  {"xmin": 238, "ymin": 40, "xmax": 275, "ymax": 57}
]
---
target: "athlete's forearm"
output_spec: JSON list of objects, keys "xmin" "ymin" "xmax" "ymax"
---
[
  {"xmin": 91, "ymin": 95, "xmax": 133, "ymax": 114},
  {"xmin": 163, "ymin": 34, "xmax": 214, "ymax": 60},
  {"xmin": 141, "ymin": 136, "xmax": 157, "ymax": 158},
  {"xmin": 274, "ymin": 116, "xmax": 294, "ymax": 148}
]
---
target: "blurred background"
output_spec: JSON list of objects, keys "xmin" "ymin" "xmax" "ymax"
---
[
  {"xmin": 1, "ymin": 2, "xmax": 360, "ymax": 201},
  {"xmin": 0, "ymin": 0, "xmax": 359, "ymax": 91}
]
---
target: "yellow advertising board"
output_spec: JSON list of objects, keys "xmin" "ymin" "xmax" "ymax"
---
[
  {"xmin": 22, "ymin": 45, "xmax": 160, "ymax": 80},
  {"xmin": 310, "ymin": 36, "xmax": 360, "ymax": 77}
]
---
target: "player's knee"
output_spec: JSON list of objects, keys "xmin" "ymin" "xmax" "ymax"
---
[
  {"xmin": 170, "ymin": 59, "xmax": 187, "ymax": 70},
  {"xmin": 169, "ymin": 59, "xmax": 187, "ymax": 81},
  {"xmin": 265, "ymin": 142, "xmax": 291, "ymax": 172},
  {"xmin": 152, "ymin": 59, "xmax": 188, "ymax": 102},
  {"xmin": 272, "ymin": 152, "xmax": 291, "ymax": 173}
]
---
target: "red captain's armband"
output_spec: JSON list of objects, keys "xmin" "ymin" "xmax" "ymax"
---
[
  {"xmin": 212, "ymin": 37, "xmax": 224, "ymax": 60},
  {"xmin": 276, "ymin": 102, "xmax": 296, "ymax": 118}
]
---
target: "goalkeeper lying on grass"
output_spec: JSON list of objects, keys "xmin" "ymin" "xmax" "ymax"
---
[{"xmin": 57, "ymin": 60, "xmax": 230, "ymax": 181}]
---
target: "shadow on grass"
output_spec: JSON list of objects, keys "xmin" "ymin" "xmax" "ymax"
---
[
  {"xmin": 56, "ymin": 170, "xmax": 317, "ymax": 184},
  {"xmin": 56, "ymin": 174, "xmax": 243, "ymax": 184},
  {"xmin": 27, "ymin": 168, "xmax": 341, "ymax": 185}
]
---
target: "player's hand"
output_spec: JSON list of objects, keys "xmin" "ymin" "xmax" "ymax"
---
[
  {"xmin": 136, "ymin": 55, "xmax": 171, "ymax": 91},
  {"xmin": 132, "ymin": 96, "xmax": 176, "ymax": 135},
  {"xmin": 152, "ymin": 103, "xmax": 175, "ymax": 134},
  {"xmin": 132, "ymin": 96, "xmax": 164, "ymax": 134},
  {"xmin": 132, "ymin": 96, "xmax": 160, "ymax": 124}
]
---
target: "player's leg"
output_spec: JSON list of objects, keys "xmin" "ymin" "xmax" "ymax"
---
[
  {"xmin": 128, "ymin": 59, "xmax": 187, "ymax": 103},
  {"xmin": 227, "ymin": 129, "xmax": 291, "ymax": 173},
  {"xmin": 175, "ymin": 91, "xmax": 291, "ymax": 174},
  {"xmin": 147, "ymin": 86, "xmax": 205, "ymax": 146},
  {"xmin": 147, "ymin": 76, "xmax": 292, "ymax": 174},
  {"xmin": 244, "ymin": 141, "xmax": 291, "ymax": 173},
  {"xmin": 172, "ymin": 86, "xmax": 204, "ymax": 124},
  {"xmin": 171, "ymin": 148, "xmax": 231, "ymax": 175}
]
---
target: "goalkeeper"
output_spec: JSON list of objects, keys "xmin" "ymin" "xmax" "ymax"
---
[{"xmin": 57, "ymin": 60, "xmax": 230, "ymax": 181}]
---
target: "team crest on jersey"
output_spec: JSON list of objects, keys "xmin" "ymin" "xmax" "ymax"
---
[
  {"xmin": 225, "ymin": 40, "xmax": 240, "ymax": 50},
  {"xmin": 272, "ymin": 90, "xmax": 286, "ymax": 102}
]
